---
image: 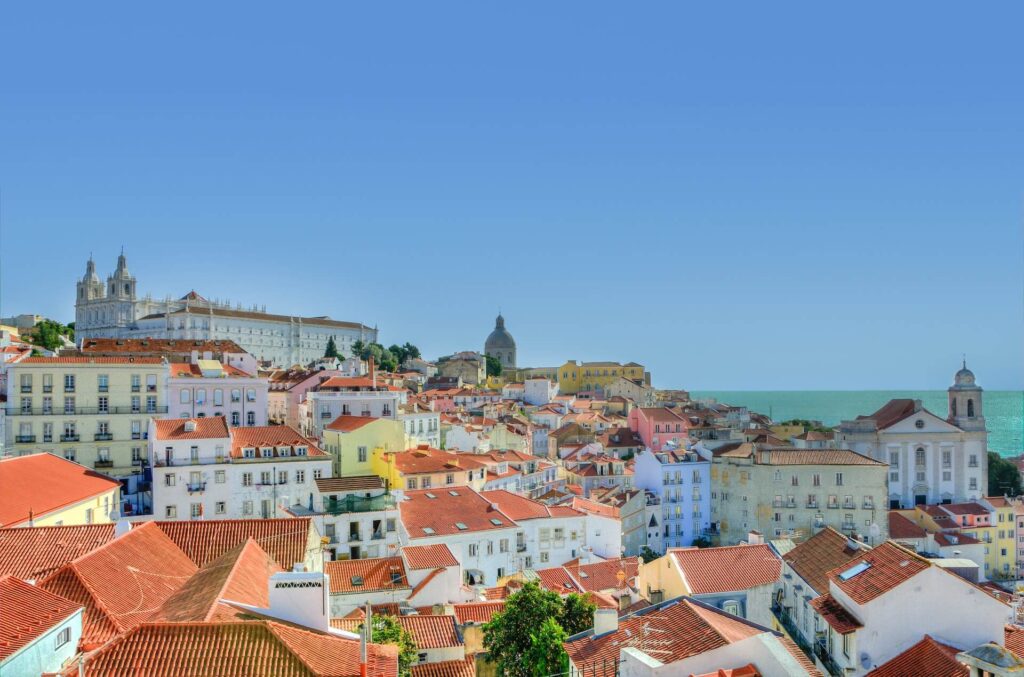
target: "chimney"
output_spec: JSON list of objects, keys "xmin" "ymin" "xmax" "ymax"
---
[
  {"xmin": 114, "ymin": 519, "xmax": 132, "ymax": 538},
  {"xmin": 593, "ymin": 608, "xmax": 618, "ymax": 636},
  {"xmin": 747, "ymin": 530, "xmax": 764, "ymax": 545},
  {"xmin": 914, "ymin": 399, "xmax": 923, "ymax": 412},
  {"xmin": 267, "ymin": 570, "xmax": 330, "ymax": 631},
  {"xmin": 184, "ymin": 420, "xmax": 197, "ymax": 433}
]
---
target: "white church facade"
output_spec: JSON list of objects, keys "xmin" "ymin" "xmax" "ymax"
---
[
  {"xmin": 837, "ymin": 362, "xmax": 988, "ymax": 509},
  {"xmin": 75, "ymin": 252, "xmax": 377, "ymax": 367}
]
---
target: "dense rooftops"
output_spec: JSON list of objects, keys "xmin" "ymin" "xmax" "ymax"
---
[{"xmin": 0, "ymin": 454, "xmax": 121, "ymax": 528}]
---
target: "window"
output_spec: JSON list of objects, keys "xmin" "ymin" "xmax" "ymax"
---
[
  {"xmin": 970, "ymin": 478, "xmax": 978, "ymax": 490},
  {"xmin": 468, "ymin": 543, "xmax": 479, "ymax": 557},
  {"xmin": 165, "ymin": 474, "xmax": 176, "ymax": 487},
  {"xmin": 215, "ymin": 502, "xmax": 226, "ymax": 514},
  {"xmin": 131, "ymin": 396, "xmax": 141, "ymax": 413},
  {"xmin": 131, "ymin": 374, "xmax": 141, "ymax": 392},
  {"xmin": 943, "ymin": 471, "xmax": 952, "ymax": 482},
  {"xmin": 540, "ymin": 551, "xmax": 549, "ymax": 563},
  {"xmin": 313, "ymin": 469, "xmax": 323, "ymax": 480},
  {"xmin": 146, "ymin": 396, "xmax": 157, "ymax": 413},
  {"xmin": 791, "ymin": 475, "xmax": 798, "ymax": 486},
  {"xmin": 214, "ymin": 389, "xmax": 223, "ymax": 406},
  {"xmin": 890, "ymin": 451, "xmax": 899, "ymax": 466},
  {"xmin": 246, "ymin": 388, "xmax": 256, "ymax": 402},
  {"xmin": 422, "ymin": 476, "xmax": 432, "ymax": 488},
  {"xmin": 166, "ymin": 505, "xmax": 177, "ymax": 518},
  {"xmin": 358, "ymin": 446, "xmax": 368, "ymax": 463},
  {"xmin": 969, "ymin": 454, "xmax": 979, "ymax": 468},
  {"xmin": 64, "ymin": 374, "xmax": 75, "ymax": 392},
  {"xmin": 85, "ymin": 508, "xmax": 94, "ymax": 524},
  {"xmin": 890, "ymin": 471, "xmax": 899, "ymax": 481},
  {"xmin": 63, "ymin": 397, "xmax": 75, "ymax": 415},
  {"xmin": 278, "ymin": 470, "xmax": 288, "ymax": 485},
  {"xmin": 146, "ymin": 374, "xmax": 157, "ymax": 392},
  {"xmin": 774, "ymin": 470, "xmax": 782, "ymax": 482},
  {"xmin": 813, "ymin": 473, "xmax": 821, "ymax": 487},
  {"xmin": 191, "ymin": 504, "xmax": 202, "ymax": 518},
  {"xmin": 231, "ymin": 389, "xmax": 241, "ymax": 403},
  {"xmin": 261, "ymin": 471, "xmax": 272, "ymax": 485},
  {"xmin": 180, "ymin": 390, "xmax": 191, "ymax": 404},
  {"xmin": 915, "ymin": 448, "xmax": 926, "ymax": 466},
  {"xmin": 97, "ymin": 396, "xmax": 109, "ymax": 414},
  {"xmin": 243, "ymin": 501, "xmax": 253, "ymax": 515},
  {"xmin": 242, "ymin": 473, "xmax": 253, "ymax": 487},
  {"xmin": 64, "ymin": 449, "xmax": 76, "ymax": 462},
  {"xmin": 132, "ymin": 447, "xmax": 142, "ymax": 463},
  {"xmin": 231, "ymin": 412, "xmax": 240, "ymax": 426},
  {"xmin": 835, "ymin": 473, "xmax": 844, "ymax": 486},
  {"xmin": 407, "ymin": 478, "xmax": 417, "ymax": 489},
  {"xmin": 387, "ymin": 518, "xmax": 396, "ymax": 533},
  {"xmin": 55, "ymin": 626, "xmax": 72, "ymax": 649},
  {"xmin": 296, "ymin": 470, "xmax": 305, "ymax": 483},
  {"xmin": 500, "ymin": 538, "xmax": 509, "ymax": 552},
  {"xmin": 247, "ymin": 411, "xmax": 256, "ymax": 426},
  {"xmin": 942, "ymin": 450, "xmax": 952, "ymax": 468},
  {"xmin": 215, "ymin": 470, "xmax": 226, "ymax": 484},
  {"xmin": 446, "ymin": 473, "xmax": 455, "ymax": 485},
  {"xmin": 195, "ymin": 389, "xmax": 206, "ymax": 405},
  {"xmin": 97, "ymin": 374, "xmax": 109, "ymax": 392}
]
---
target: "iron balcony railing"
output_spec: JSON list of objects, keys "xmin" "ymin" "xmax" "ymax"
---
[
  {"xmin": 8, "ymin": 405, "xmax": 168, "ymax": 416},
  {"xmin": 187, "ymin": 482, "xmax": 207, "ymax": 493},
  {"xmin": 814, "ymin": 638, "xmax": 845, "ymax": 677},
  {"xmin": 61, "ymin": 434, "xmax": 80, "ymax": 442},
  {"xmin": 15, "ymin": 435, "xmax": 36, "ymax": 443},
  {"xmin": 322, "ymin": 494, "xmax": 397, "ymax": 515},
  {"xmin": 94, "ymin": 460, "xmax": 114, "ymax": 468},
  {"xmin": 94, "ymin": 433, "xmax": 114, "ymax": 441}
]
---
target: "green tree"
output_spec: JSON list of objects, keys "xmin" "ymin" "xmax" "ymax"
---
[
  {"xmin": 402, "ymin": 342, "xmax": 421, "ymax": 360},
  {"xmin": 560, "ymin": 593, "xmax": 596, "ymax": 635},
  {"xmin": 988, "ymin": 452, "xmax": 1023, "ymax": 497},
  {"xmin": 28, "ymin": 319, "xmax": 74, "ymax": 351},
  {"xmin": 388, "ymin": 344, "xmax": 407, "ymax": 366},
  {"xmin": 524, "ymin": 617, "xmax": 570, "ymax": 677},
  {"xmin": 485, "ymin": 354, "xmax": 503, "ymax": 378},
  {"xmin": 378, "ymin": 348, "xmax": 398, "ymax": 373},
  {"xmin": 483, "ymin": 581, "xmax": 563, "ymax": 677},
  {"xmin": 691, "ymin": 536, "xmax": 713, "ymax": 548},
  {"xmin": 358, "ymin": 615, "xmax": 418, "ymax": 677},
  {"xmin": 639, "ymin": 545, "xmax": 661, "ymax": 563},
  {"xmin": 324, "ymin": 336, "xmax": 340, "ymax": 359},
  {"xmin": 352, "ymin": 340, "xmax": 366, "ymax": 359}
]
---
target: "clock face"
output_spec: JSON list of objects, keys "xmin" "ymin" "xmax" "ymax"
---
[{"xmin": 915, "ymin": 419, "xmax": 925, "ymax": 429}]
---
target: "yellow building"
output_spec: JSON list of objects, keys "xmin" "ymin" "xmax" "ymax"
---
[
  {"xmin": 321, "ymin": 415, "xmax": 406, "ymax": 477},
  {"xmin": 556, "ymin": 360, "xmax": 646, "ymax": 395},
  {"xmin": 0, "ymin": 453, "xmax": 122, "ymax": 527},
  {"xmin": 983, "ymin": 496, "xmax": 1017, "ymax": 580},
  {"xmin": 371, "ymin": 445, "xmax": 488, "ymax": 492},
  {"xmin": 6, "ymin": 357, "xmax": 168, "ymax": 479}
]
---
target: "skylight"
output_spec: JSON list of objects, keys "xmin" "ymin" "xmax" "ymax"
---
[
  {"xmin": 455, "ymin": 522, "xmax": 468, "ymax": 530},
  {"xmin": 449, "ymin": 490, "xmax": 460, "ymax": 496},
  {"xmin": 350, "ymin": 576, "xmax": 364, "ymax": 586},
  {"xmin": 490, "ymin": 518, "xmax": 503, "ymax": 526},
  {"xmin": 425, "ymin": 492, "xmax": 436, "ymax": 499},
  {"xmin": 838, "ymin": 561, "xmax": 871, "ymax": 581},
  {"xmin": 422, "ymin": 527, "xmax": 435, "ymax": 535}
]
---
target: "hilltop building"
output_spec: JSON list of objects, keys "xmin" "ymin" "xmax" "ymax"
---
[{"xmin": 484, "ymin": 313, "xmax": 516, "ymax": 370}]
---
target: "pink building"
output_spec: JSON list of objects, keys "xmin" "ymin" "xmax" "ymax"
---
[
  {"xmin": 627, "ymin": 407, "xmax": 690, "ymax": 451},
  {"xmin": 935, "ymin": 501, "xmax": 992, "ymax": 528},
  {"xmin": 166, "ymin": 361, "xmax": 268, "ymax": 426},
  {"xmin": 267, "ymin": 368, "xmax": 342, "ymax": 429}
]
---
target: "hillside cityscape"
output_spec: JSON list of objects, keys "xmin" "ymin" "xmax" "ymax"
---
[{"xmin": 0, "ymin": 254, "xmax": 1021, "ymax": 676}]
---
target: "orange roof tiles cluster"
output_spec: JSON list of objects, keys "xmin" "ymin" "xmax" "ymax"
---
[
  {"xmin": 399, "ymin": 489, "xmax": 514, "ymax": 538},
  {"xmin": 402, "ymin": 544, "xmax": 460, "ymax": 570},
  {"xmin": 0, "ymin": 453, "xmax": 121, "ymax": 527},
  {"xmin": 478, "ymin": 489, "xmax": 583, "ymax": 521},
  {"xmin": 411, "ymin": 656, "xmax": 477, "ymax": 677},
  {"xmin": 782, "ymin": 527, "xmax": 865, "ymax": 594},
  {"xmin": 887, "ymin": 512, "xmax": 928, "ymax": 540},
  {"xmin": 80, "ymin": 338, "xmax": 247, "ymax": 355},
  {"xmin": 324, "ymin": 557, "xmax": 409, "ymax": 594},
  {"xmin": 73, "ymin": 621, "xmax": 398, "ymax": 676},
  {"xmin": 168, "ymin": 362, "xmax": 253, "ymax": 378},
  {"xmin": 0, "ymin": 575, "xmax": 82, "ymax": 661},
  {"xmin": 388, "ymin": 447, "xmax": 487, "ymax": 475},
  {"xmin": 0, "ymin": 523, "xmax": 116, "ymax": 581},
  {"xmin": 325, "ymin": 415, "xmax": 380, "ymax": 432},
  {"xmin": 670, "ymin": 544, "xmax": 782, "ymax": 594},
  {"xmin": 825, "ymin": 541, "xmax": 930, "ymax": 605},
  {"xmin": 230, "ymin": 425, "xmax": 327, "ymax": 457},
  {"xmin": 152, "ymin": 416, "xmax": 231, "ymax": 441},
  {"xmin": 809, "ymin": 593, "xmax": 863, "ymax": 634},
  {"xmin": 865, "ymin": 635, "xmax": 966, "ymax": 676},
  {"xmin": 154, "ymin": 517, "xmax": 314, "ymax": 569},
  {"xmin": 335, "ymin": 615, "xmax": 462, "ymax": 650},
  {"xmin": 453, "ymin": 601, "xmax": 505, "ymax": 625},
  {"xmin": 21, "ymin": 356, "xmax": 165, "ymax": 364},
  {"xmin": 717, "ymin": 444, "xmax": 886, "ymax": 466}
]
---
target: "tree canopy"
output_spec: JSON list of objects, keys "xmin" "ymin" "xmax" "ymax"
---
[
  {"xmin": 23, "ymin": 319, "xmax": 74, "ymax": 351},
  {"xmin": 351, "ymin": 341, "xmax": 419, "ymax": 373},
  {"xmin": 988, "ymin": 452, "xmax": 1023, "ymax": 497},
  {"xmin": 358, "ymin": 614, "xmax": 418, "ymax": 676},
  {"xmin": 323, "ymin": 336, "xmax": 341, "ymax": 359},
  {"xmin": 485, "ymin": 354, "xmax": 503, "ymax": 378}
]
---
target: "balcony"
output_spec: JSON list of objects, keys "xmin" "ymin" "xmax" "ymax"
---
[
  {"xmin": 322, "ymin": 495, "xmax": 397, "ymax": 515},
  {"xmin": 42, "ymin": 385, "xmax": 52, "ymax": 393},
  {"xmin": 60, "ymin": 434, "xmax": 80, "ymax": 442},
  {"xmin": 15, "ymin": 435, "xmax": 36, "ymax": 444},
  {"xmin": 786, "ymin": 500, "xmax": 797, "ymax": 508},
  {"xmin": 862, "ymin": 501, "xmax": 874, "ymax": 510},
  {"xmin": 131, "ymin": 385, "xmax": 140, "ymax": 393},
  {"xmin": 132, "ymin": 432, "xmax": 147, "ymax": 440},
  {"xmin": 814, "ymin": 638, "xmax": 845, "ymax": 677},
  {"xmin": 773, "ymin": 499, "xmax": 784, "ymax": 508},
  {"xmin": 841, "ymin": 521, "xmax": 856, "ymax": 531},
  {"xmin": 370, "ymin": 530, "xmax": 385, "ymax": 541},
  {"xmin": 94, "ymin": 433, "xmax": 114, "ymax": 441},
  {"xmin": 842, "ymin": 501, "xmax": 856, "ymax": 510},
  {"xmin": 64, "ymin": 387, "xmax": 75, "ymax": 393},
  {"xmin": 94, "ymin": 460, "xmax": 114, "ymax": 469},
  {"xmin": 771, "ymin": 603, "xmax": 811, "ymax": 655},
  {"xmin": 7, "ymin": 405, "xmax": 168, "ymax": 416},
  {"xmin": 98, "ymin": 386, "xmax": 109, "ymax": 393},
  {"xmin": 806, "ymin": 501, "xmax": 819, "ymax": 509},
  {"xmin": 348, "ymin": 533, "xmax": 363, "ymax": 543},
  {"xmin": 20, "ymin": 385, "xmax": 32, "ymax": 393},
  {"xmin": 516, "ymin": 543, "xmax": 527, "ymax": 553},
  {"xmin": 827, "ymin": 502, "xmax": 839, "ymax": 510},
  {"xmin": 187, "ymin": 482, "xmax": 207, "ymax": 494},
  {"xmin": 320, "ymin": 411, "xmax": 333, "ymax": 419}
]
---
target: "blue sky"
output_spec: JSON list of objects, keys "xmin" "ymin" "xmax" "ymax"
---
[{"xmin": 2, "ymin": 2, "xmax": 1022, "ymax": 390}]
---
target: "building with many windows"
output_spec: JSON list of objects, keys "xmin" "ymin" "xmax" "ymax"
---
[
  {"xmin": 5, "ymin": 356, "xmax": 168, "ymax": 512},
  {"xmin": 148, "ymin": 418, "xmax": 331, "ymax": 521},
  {"xmin": 712, "ymin": 444, "xmax": 889, "ymax": 546},
  {"xmin": 633, "ymin": 445, "xmax": 712, "ymax": 549},
  {"xmin": 74, "ymin": 252, "xmax": 377, "ymax": 367},
  {"xmin": 166, "ymin": 361, "xmax": 267, "ymax": 426},
  {"xmin": 305, "ymin": 376, "xmax": 405, "ymax": 440}
]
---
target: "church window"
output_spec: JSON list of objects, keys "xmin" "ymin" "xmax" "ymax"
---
[
  {"xmin": 915, "ymin": 448, "xmax": 926, "ymax": 466},
  {"xmin": 951, "ymin": 399, "xmax": 957, "ymax": 416},
  {"xmin": 967, "ymin": 399, "xmax": 975, "ymax": 417}
]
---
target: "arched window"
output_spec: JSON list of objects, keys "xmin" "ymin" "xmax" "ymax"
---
[
  {"xmin": 915, "ymin": 448, "xmax": 926, "ymax": 466},
  {"xmin": 967, "ymin": 399, "xmax": 975, "ymax": 417},
  {"xmin": 951, "ymin": 399, "xmax": 957, "ymax": 416}
]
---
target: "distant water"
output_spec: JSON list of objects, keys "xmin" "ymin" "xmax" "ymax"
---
[{"xmin": 690, "ymin": 391, "xmax": 1024, "ymax": 457}]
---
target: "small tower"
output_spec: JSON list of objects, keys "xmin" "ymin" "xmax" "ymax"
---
[
  {"xmin": 948, "ymin": 360, "xmax": 985, "ymax": 432},
  {"xmin": 76, "ymin": 255, "xmax": 105, "ymax": 302},
  {"xmin": 107, "ymin": 249, "xmax": 136, "ymax": 300}
]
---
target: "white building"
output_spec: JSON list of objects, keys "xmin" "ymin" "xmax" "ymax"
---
[
  {"xmin": 399, "ymin": 400, "xmax": 441, "ymax": 448},
  {"xmin": 149, "ymin": 418, "xmax": 331, "ymax": 520},
  {"xmin": 306, "ymin": 376, "xmax": 405, "ymax": 439},
  {"xmin": 633, "ymin": 444, "xmax": 712, "ymax": 548},
  {"xmin": 524, "ymin": 378, "xmax": 558, "ymax": 406},
  {"xmin": 837, "ymin": 363, "xmax": 988, "ymax": 508},
  {"xmin": 74, "ymin": 252, "xmax": 377, "ymax": 367},
  {"xmin": 166, "ymin": 360, "xmax": 268, "ymax": 426}
]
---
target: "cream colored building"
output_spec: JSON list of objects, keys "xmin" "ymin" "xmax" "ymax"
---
[
  {"xmin": 5, "ymin": 356, "xmax": 168, "ymax": 513},
  {"xmin": 713, "ymin": 444, "xmax": 889, "ymax": 546}
]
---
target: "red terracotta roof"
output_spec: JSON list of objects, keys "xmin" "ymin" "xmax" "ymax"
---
[
  {"xmin": 887, "ymin": 512, "xmax": 928, "ymax": 540},
  {"xmin": 826, "ymin": 541, "xmax": 930, "ymax": 605},
  {"xmin": 75, "ymin": 621, "xmax": 398, "ymax": 676},
  {"xmin": 564, "ymin": 598, "xmax": 764, "ymax": 672},
  {"xmin": 567, "ymin": 557, "xmax": 639, "ymax": 593},
  {"xmin": 0, "ymin": 524, "xmax": 116, "ymax": 580},
  {"xmin": 939, "ymin": 502, "xmax": 990, "ymax": 516},
  {"xmin": 403, "ymin": 544, "xmax": 459, "ymax": 570},
  {"xmin": 324, "ymin": 557, "xmax": 409, "ymax": 593},
  {"xmin": 39, "ymin": 522, "xmax": 198, "ymax": 647},
  {"xmin": 325, "ymin": 415, "xmax": 380, "ymax": 432},
  {"xmin": 535, "ymin": 567, "xmax": 582, "ymax": 593},
  {"xmin": 168, "ymin": 362, "xmax": 253, "ymax": 378},
  {"xmin": 453, "ymin": 601, "xmax": 505, "ymax": 625},
  {"xmin": 154, "ymin": 517, "xmax": 314, "ymax": 570},
  {"xmin": 479, "ymin": 489, "xmax": 583, "ymax": 520},
  {"xmin": 860, "ymin": 399, "xmax": 919, "ymax": 430},
  {"xmin": 0, "ymin": 453, "xmax": 121, "ymax": 527},
  {"xmin": 670, "ymin": 545, "xmax": 781, "ymax": 594},
  {"xmin": 400, "ymin": 489, "xmax": 514, "ymax": 538},
  {"xmin": 783, "ymin": 527, "xmax": 865, "ymax": 594},
  {"xmin": 866, "ymin": 635, "xmax": 966, "ymax": 676},
  {"xmin": 80, "ymin": 338, "xmax": 247, "ymax": 355},
  {"xmin": 388, "ymin": 448, "xmax": 486, "ymax": 476},
  {"xmin": 152, "ymin": 416, "xmax": 230, "ymax": 441},
  {"xmin": 21, "ymin": 356, "xmax": 164, "ymax": 364},
  {"xmin": 330, "ymin": 614, "xmax": 461, "ymax": 649},
  {"xmin": 230, "ymin": 425, "xmax": 327, "ymax": 458},
  {"xmin": 411, "ymin": 657, "xmax": 476, "ymax": 677},
  {"xmin": 319, "ymin": 377, "xmax": 390, "ymax": 390},
  {"xmin": 153, "ymin": 539, "xmax": 281, "ymax": 622},
  {"xmin": 0, "ymin": 575, "xmax": 82, "ymax": 661},
  {"xmin": 809, "ymin": 593, "xmax": 863, "ymax": 634},
  {"xmin": 1005, "ymin": 625, "xmax": 1024, "ymax": 658}
]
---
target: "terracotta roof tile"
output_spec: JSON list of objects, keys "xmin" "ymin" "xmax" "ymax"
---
[
  {"xmin": 315, "ymin": 476, "xmax": 385, "ymax": 493},
  {"xmin": 411, "ymin": 657, "xmax": 476, "ymax": 677},
  {"xmin": 1005, "ymin": 625, "xmax": 1024, "ymax": 658},
  {"xmin": 39, "ymin": 522, "xmax": 198, "ymax": 647},
  {"xmin": 479, "ymin": 489, "xmax": 583, "ymax": 520},
  {"xmin": 809, "ymin": 593, "xmax": 863, "ymax": 634},
  {"xmin": 403, "ymin": 544, "xmax": 459, "ymax": 570},
  {"xmin": 400, "ymin": 489, "xmax": 514, "ymax": 538},
  {"xmin": 154, "ymin": 517, "xmax": 314, "ymax": 570},
  {"xmin": 0, "ymin": 524, "xmax": 116, "ymax": 580},
  {"xmin": 168, "ymin": 362, "xmax": 253, "ymax": 378},
  {"xmin": 388, "ymin": 448, "xmax": 486, "ymax": 476},
  {"xmin": 887, "ymin": 512, "xmax": 928, "ymax": 540},
  {"xmin": 152, "ymin": 416, "xmax": 230, "ymax": 441},
  {"xmin": 782, "ymin": 527, "xmax": 865, "ymax": 594},
  {"xmin": 0, "ymin": 575, "xmax": 82, "ymax": 661},
  {"xmin": 0, "ymin": 454, "xmax": 121, "ymax": 527},
  {"xmin": 76, "ymin": 621, "xmax": 398, "ymax": 676},
  {"xmin": 826, "ymin": 541, "xmax": 930, "ymax": 605},
  {"xmin": 21, "ymin": 356, "xmax": 164, "ymax": 364},
  {"xmin": 330, "ymin": 614, "xmax": 461, "ymax": 649},
  {"xmin": 939, "ymin": 502, "xmax": 990, "ymax": 516},
  {"xmin": 230, "ymin": 425, "xmax": 327, "ymax": 458},
  {"xmin": 670, "ymin": 545, "xmax": 781, "ymax": 594},
  {"xmin": 535, "ymin": 567, "xmax": 582, "ymax": 594},
  {"xmin": 325, "ymin": 415, "xmax": 381, "ymax": 432},
  {"xmin": 866, "ymin": 635, "xmax": 966, "ymax": 676},
  {"xmin": 324, "ymin": 557, "xmax": 409, "ymax": 594},
  {"xmin": 718, "ymin": 444, "xmax": 885, "ymax": 466},
  {"xmin": 567, "ymin": 557, "xmax": 639, "ymax": 593},
  {"xmin": 453, "ymin": 601, "xmax": 505, "ymax": 625},
  {"xmin": 80, "ymin": 338, "xmax": 247, "ymax": 356}
]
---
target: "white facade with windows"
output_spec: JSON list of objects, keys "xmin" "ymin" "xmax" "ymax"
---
[
  {"xmin": 306, "ymin": 382, "xmax": 405, "ymax": 439},
  {"xmin": 633, "ymin": 446, "xmax": 712, "ymax": 549},
  {"xmin": 148, "ymin": 419, "xmax": 331, "ymax": 521},
  {"xmin": 167, "ymin": 361, "xmax": 268, "ymax": 426},
  {"xmin": 400, "ymin": 408, "xmax": 441, "ymax": 448}
]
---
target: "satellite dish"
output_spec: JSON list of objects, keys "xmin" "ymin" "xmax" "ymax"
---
[
  {"xmin": 860, "ymin": 652, "xmax": 872, "ymax": 669},
  {"xmin": 108, "ymin": 510, "xmax": 121, "ymax": 522},
  {"xmin": 868, "ymin": 523, "xmax": 881, "ymax": 539}
]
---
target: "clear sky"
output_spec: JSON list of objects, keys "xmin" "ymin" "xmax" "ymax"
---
[{"xmin": 1, "ymin": 2, "xmax": 1022, "ymax": 390}]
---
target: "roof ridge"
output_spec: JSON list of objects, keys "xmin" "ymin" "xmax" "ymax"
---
[{"xmin": 204, "ymin": 538, "xmax": 265, "ymax": 622}]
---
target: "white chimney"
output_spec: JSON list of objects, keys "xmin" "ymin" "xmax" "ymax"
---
[
  {"xmin": 113, "ymin": 520, "xmax": 132, "ymax": 538},
  {"xmin": 267, "ymin": 571, "xmax": 330, "ymax": 631},
  {"xmin": 593, "ymin": 608, "xmax": 618, "ymax": 636},
  {"xmin": 747, "ymin": 530, "xmax": 764, "ymax": 545},
  {"xmin": 184, "ymin": 420, "xmax": 197, "ymax": 433}
]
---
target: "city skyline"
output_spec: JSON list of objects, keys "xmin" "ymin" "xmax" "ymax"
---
[{"xmin": 2, "ymin": 3, "xmax": 1022, "ymax": 390}]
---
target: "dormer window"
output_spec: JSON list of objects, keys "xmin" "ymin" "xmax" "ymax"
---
[
  {"xmin": 243, "ymin": 448, "xmax": 255, "ymax": 458},
  {"xmin": 261, "ymin": 447, "xmax": 273, "ymax": 458},
  {"xmin": 295, "ymin": 446, "xmax": 307, "ymax": 456}
]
